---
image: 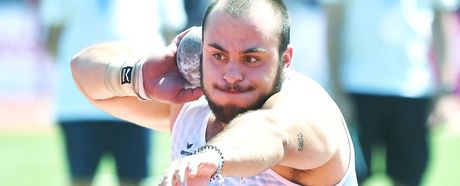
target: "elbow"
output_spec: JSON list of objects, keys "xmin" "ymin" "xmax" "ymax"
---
[
  {"xmin": 70, "ymin": 51, "xmax": 88, "ymax": 94},
  {"xmin": 70, "ymin": 51, "xmax": 82, "ymax": 86},
  {"xmin": 309, "ymin": 125, "xmax": 340, "ymax": 168},
  {"xmin": 70, "ymin": 54, "xmax": 80, "ymax": 76},
  {"xmin": 286, "ymin": 127, "xmax": 340, "ymax": 170},
  {"xmin": 70, "ymin": 48, "xmax": 88, "ymax": 80},
  {"xmin": 69, "ymin": 53, "xmax": 93, "ymax": 101},
  {"xmin": 316, "ymin": 134, "xmax": 339, "ymax": 166},
  {"xmin": 69, "ymin": 47, "xmax": 104, "ymax": 100},
  {"xmin": 70, "ymin": 46, "xmax": 93, "ymax": 75}
]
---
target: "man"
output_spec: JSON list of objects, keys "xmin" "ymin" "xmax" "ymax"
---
[{"xmin": 71, "ymin": 0, "xmax": 357, "ymax": 185}]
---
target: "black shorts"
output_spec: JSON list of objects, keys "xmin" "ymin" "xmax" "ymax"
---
[
  {"xmin": 351, "ymin": 93, "xmax": 430, "ymax": 185},
  {"xmin": 60, "ymin": 120, "xmax": 151, "ymax": 180}
]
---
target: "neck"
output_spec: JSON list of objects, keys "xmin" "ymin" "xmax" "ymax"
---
[
  {"xmin": 206, "ymin": 114, "xmax": 227, "ymax": 142},
  {"xmin": 212, "ymin": 113, "xmax": 229, "ymax": 127}
]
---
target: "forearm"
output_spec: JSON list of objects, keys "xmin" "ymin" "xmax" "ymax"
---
[
  {"xmin": 70, "ymin": 42, "xmax": 174, "ymax": 131},
  {"xmin": 159, "ymin": 77, "xmax": 345, "ymax": 184},
  {"xmin": 207, "ymin": 110, "xmax": 287, "ymax": 177},
  {"xmin": 206, "ymin": 90, "xmax": 341, "ymax": 177},
  {"xmin": 70, "ymin": 42, "xmax": 143, "ymax": 100}
]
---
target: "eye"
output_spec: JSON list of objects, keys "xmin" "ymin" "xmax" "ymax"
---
[
  {"xmin": 242, "ymin": 56, "xmax": 259, "ymax": 63},
  {"xmin": 212, "ymin": 53, "xmax": 227, "ymax": 61}
]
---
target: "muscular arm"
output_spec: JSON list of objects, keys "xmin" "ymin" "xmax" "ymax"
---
[
  {"xmin": 159, "ymin": 75, "xmax": 349, "ymax": 185},
  {"xmin": 71, "ymin": 42, "xmax": 173, "ymax": 131},
  {"xmin": 70, "ymin": 28, "xmax": 203, "ymax": 131},
  {"xmin": 209, "ymin": 72, "xmax": 347, "ymax": 176}
]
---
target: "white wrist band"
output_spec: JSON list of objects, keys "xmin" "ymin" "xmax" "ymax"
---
[
  {"xmin": 133, "ymin": 60, "xmax": 152, "ymax": 101},
  {"xmin": 104, "ymin": 57, "xmax": 151, "ymax": 100}
]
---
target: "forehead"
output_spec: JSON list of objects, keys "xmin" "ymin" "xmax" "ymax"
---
[{"xmin": 204, "ymin": 2, "xmax": 280, "ymax": 46}]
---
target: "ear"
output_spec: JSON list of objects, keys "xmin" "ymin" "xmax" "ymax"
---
[{"xmin": 281, "ymin": 44, "xmax": 293, "ymax": 69}]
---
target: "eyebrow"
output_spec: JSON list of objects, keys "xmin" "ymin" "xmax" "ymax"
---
[
  {"xmin": 208, "ymin": 43, "xmax": 228, "ymax": 53},
  {"xmin": 208, "ymin": 43, "xmax": 267, "ymax": 54},
  {"xmin": 241, "ymin": 47, "xmax": 267, "ymax": 54}
]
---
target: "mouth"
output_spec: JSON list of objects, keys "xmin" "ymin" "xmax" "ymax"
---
[
  {"xmin": 216, "ymin": 87, "xmax": 245, "ymax": 94},
  {"xmin": 214, "ymin": 84, "xmax": 253, "ymax": 94}
]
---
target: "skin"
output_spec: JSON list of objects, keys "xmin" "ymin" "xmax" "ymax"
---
[
  {"xmin": 164, "ymin": 3, "xmax": 351, "ymax": 184},
  {"xmin": 70, "ymin": 1, "xmax": 354, "ymax": 185},
  {"xmin": 202, "ymin": 2, "xmax": 284, "ymax": 124}
]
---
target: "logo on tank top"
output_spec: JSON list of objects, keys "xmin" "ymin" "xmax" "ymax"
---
[{"xmin": 180, "ymin": 142, "xmax": 194, "ymax": 156}]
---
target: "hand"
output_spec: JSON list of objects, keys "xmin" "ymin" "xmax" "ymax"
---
[
  {"xmin": 159, "ymin": 151, "xmax": 220, "ymax": 186},
  {"xmin": 143, "ymin": 27, "xmax": 203, "ymax": 104}
]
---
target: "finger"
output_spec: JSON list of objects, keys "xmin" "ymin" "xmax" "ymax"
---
[
  {"xmin": 175, "ymin": 87, "xmax": 204, "ymax": 104},
  {"xmin": 171, "ymin": 26, "xmax": 199, "ymax": 46},
  {"xmin": 161, "ymin": 166, "xmax": 177, "ymax": 186},
  {"xmin": 175, "ymin": 161, "xmax": 189, "ymax": 186},
  {"xmin": 188, "ymin": 160, "xmax": 199, "ymax": 177},
  {"xmin": 166, "ymin": 27, "xmax": 200, "ymax": 54},
  {"xmin": 189, "ymin": 166, "xmax": 198, "ymax": 177},
  {"xmin": 158, "ymin": 172, "xmax": 169, "ymax": 186},
  {"xmin": 158, "ymin": 173, "xmax": 169, "ymax": 186}
]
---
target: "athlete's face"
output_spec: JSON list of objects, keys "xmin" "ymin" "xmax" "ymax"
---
[{"xmin": 201, "ymin": 3, "xmax": 292, "ymax": 124}]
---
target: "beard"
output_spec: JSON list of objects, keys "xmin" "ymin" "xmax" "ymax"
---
[{"xmin": 203, "ymin": 64, "xmax": 284, "ymax": 124}]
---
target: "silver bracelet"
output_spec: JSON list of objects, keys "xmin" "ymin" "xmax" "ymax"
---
[{"xmin": 195, "ymin": 145, "xmax": 225, "ymax": 184}]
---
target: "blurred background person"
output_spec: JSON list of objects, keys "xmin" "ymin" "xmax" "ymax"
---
[
  {"xmin": 322, "ymin": 0, "xmax": 459, "ymax": 185},
  {"xmin": 0, "ymin": 0, "xmax": 54, "ymax": 126},
  {"xmin": 39, "ymin": 0, "xmax": 186, "ymax": 185},
  {"xmin": 430, "ymin": 6, "xmax": 460, "ymax": 130},
  {"xmin": 285, "ymin": 0, "xmax": 368, "ymax": 180}
]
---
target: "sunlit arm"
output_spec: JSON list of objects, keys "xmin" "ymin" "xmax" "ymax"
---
[
  {"xmin": 70, "ymin": 42, "xmax": 172, "ymax": 131},
  {"xmin": 208, "ymin": 73, "xmax": 345, "ymax": 177}
]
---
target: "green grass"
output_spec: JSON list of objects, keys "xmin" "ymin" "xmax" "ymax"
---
[
  {"xmin": 423, "ymin": 128, "xmax": 460, "ymax": 186},
  {"xmin": 0, "ymin": 126, "xmax": 458, "ymax": 186},
  {"xmin": 0, "ymin": 127, "xmax": 172, "ymax": 186},
  {"xmin": 0, "ymin": 128, "xmax": 68, "ymax": 186},
  {"xmin": 363, "ymin": 127, "xmax": 460, "ymax": 186}
]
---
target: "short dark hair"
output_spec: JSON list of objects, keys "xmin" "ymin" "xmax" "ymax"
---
[{"xmin": 201, "ymin": 0, "xmax": 290, "ymax": 60}]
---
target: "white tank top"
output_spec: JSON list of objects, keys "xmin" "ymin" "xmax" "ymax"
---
[{"xmin": 171, "ymin": 96, "xmax": 357, "ymax": 186}]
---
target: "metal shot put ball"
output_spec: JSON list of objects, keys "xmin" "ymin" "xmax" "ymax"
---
[{"xmin": 177, "ymin": 27, "xmax": 202, "ymax": 87}]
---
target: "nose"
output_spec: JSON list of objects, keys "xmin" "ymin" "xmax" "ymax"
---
[{"xmin": 222, "ymin": 63, "xmax": 243, "ymax": 84}]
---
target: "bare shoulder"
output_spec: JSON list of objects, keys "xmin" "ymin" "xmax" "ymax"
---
[
  {"xmin": 272, "ymin": 70, "xmax": 351, "ymax": 185},
  {"xmin": 169, "ymin": 103, "xmax": 187, "ymax": 132},
  {"xmin": 168, "ymin": 96, "xmax": 209, "ymax": 132},
  {"xmin": 282, "ymin": 69, "xmax": 327, "ymax": 94},
  {"xmin": 266, "ymin": 69, "xmax": 335, "ymax": 109}
]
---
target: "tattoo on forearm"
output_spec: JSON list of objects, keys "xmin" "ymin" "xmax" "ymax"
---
[{"xmin": 297, "ymin": 133, "xmax": 304, "ymax": 151}]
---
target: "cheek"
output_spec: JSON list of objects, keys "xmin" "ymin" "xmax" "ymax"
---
[
  {"xmin": 260, "ymin": 67, "xmax": 281, "ymax": 94},
  {"xmin": 251, "ymin": 76, "xmax": 273, "ymax": 95},
  {"xmin": 250, "ymin": 65, "xmax": 277, "ymax": 84},
  {"xmin": 201, "ymin": 62, "xmax": 218, "ymax": 86}
]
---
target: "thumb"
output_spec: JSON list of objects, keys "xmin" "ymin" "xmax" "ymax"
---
[
  {"xmin": 189, "ymin": 164, "xmax": 198, "ymax": 177},
  {"xmin": 175, "ymin": 88, "xmax": 204, "ymax": 104}
]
